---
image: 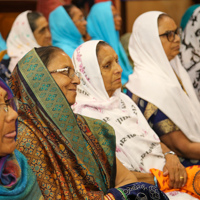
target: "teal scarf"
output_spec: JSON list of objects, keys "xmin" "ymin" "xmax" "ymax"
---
[
  {"xmin": 180, "ymin": 4, "xmax": 200, "ymax": 31},
  {"xmin": 49, "ymin": 6, "xmax": 84, "ymax": 58}
]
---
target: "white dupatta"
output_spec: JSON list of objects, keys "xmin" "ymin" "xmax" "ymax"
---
[
  {"xmin": 72, "ymin": 40, "xmax": 165, "ymax": 173},
  {"xmin": 7, "ymin": 11, "xmax": 40, "ymax": 72},
  {"xmin": 126, "ymin": 11, "xmax": 200, "ymax": 143}
]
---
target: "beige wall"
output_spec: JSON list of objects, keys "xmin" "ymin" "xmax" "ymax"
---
[{"xmin": 125, "ymin": 0, "xmax": 194, "ymax": 33}]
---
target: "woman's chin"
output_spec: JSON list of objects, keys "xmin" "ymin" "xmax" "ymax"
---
[
  {"xmin": 0, "ymin": 142, "xmax": 16, "ymax": 157},
  {"xmin": 68, "ymin": 98, "xmax": 76, "ymax": 106}
]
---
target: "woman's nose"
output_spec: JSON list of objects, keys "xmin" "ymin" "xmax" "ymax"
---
[
  {"xmin": 46, "ymin": 29, "xmax": 51, "ymax": 38},
  {"xmin": 83, "ymin": 19, "xmax": 87, "ymax": 26},
  {"xmin": 175, "ymin": 33, "xmax": 181, "ymax": 43},
  {"xmin": 72, "ymin": 74, "xmax": 81, "ymax": 85},
  {"xmin": 6, "ymin": 106, "xmax": 18, "ymax": 122},
  {"xmin": 115, "ymin": 63, "xmax": 123, "ymax": 74}
]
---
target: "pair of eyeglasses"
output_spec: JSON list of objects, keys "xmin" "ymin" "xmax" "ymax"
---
[
  {"xmin": 49, "ymin": 67, "xmax": 81, "ymax": 79},
  {"xmin": 73, "ymin": 17, "xmax": 86, "ymax": 23},
  {"xmin": 113, "ymin": 14, "xmax": 120, "ymax": 18},
  {"xmin": 0, "ymin": 97, "xmax": 19, "ymax": 113},
  {"xmin": 159, "ymin": 27, "xmax": 182, "ymax": 42}
]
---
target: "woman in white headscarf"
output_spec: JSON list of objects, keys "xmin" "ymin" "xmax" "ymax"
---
[
  {"xmin": 180, "ymin": 5, "xmax": 200, "ymax": 101},
  {"xmin": 72, "ymin": 40, "xmax": 200, "ymax": 199},
  {"xmin": 126, "ymin": 11, "xmax": 200, "ymax": 167},
  {"xmin": 7, "ymin": 10, "xmax": 51, "ymax": 72}
]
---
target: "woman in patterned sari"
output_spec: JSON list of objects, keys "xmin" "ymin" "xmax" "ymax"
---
[
  {"xmin": 8, "ymin": 46, "xmax": 168, "ymax": 199},
  {"xmin": 0, "ymin": 78, "xmax": 43, "ymax": 199}
]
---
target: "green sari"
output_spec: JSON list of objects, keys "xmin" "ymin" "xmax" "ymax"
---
[{"xmin": 9, "ymin": 49, "xmax": 116, "ymax": 199}]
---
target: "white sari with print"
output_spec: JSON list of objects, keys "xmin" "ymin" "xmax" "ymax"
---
[{"xmin": 72, "ymin": 40, "xmax": 165, "ymax": 173}]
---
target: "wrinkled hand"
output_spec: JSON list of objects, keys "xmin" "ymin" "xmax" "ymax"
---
[{"xmin": 163, "ymin": 154, "xmax": 187, "ymax": 189}]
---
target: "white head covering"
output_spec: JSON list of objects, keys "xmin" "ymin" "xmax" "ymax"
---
[
  {"xmin": 7, "ymin": 11, "xmax": 40, "ymax": 72},
  {"xmin": 72, "ymin": 40, "xmax": 165, "ymax": 172},
  {"xmin": 180, "ymin": 6, "xmax": 200, "ymax": 101},
  {"xmin": 126, "ymin": 11, "xmax": 200, "ymax": 142}
]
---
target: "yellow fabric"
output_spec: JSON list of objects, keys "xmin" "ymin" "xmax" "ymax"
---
[
  {"xmin": 0, "ymin": 50, "xmax": 7, "ymax": 61},
  {"xmin": 104, "ymin": 193, "xmax": 115, "ymax": 200},
  {"xmin": 154, "ymin": 118, "xmax": 180, "ymax": 134},
  {"xmin": 150, "ymin": 165, "xmax": 200, "ymax": 199}
]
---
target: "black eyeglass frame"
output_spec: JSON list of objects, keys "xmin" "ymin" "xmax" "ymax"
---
[{"xmin": 159, "ymin": 27, "xmax": 182, "ymax": 42}]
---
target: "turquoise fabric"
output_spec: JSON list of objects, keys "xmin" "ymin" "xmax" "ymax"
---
[
  {"xmin": 180, "ymin": 4, "xmax": 200, "ymax": 31},
  {"xmin": 0, "ymin": 150, "xmax": 43, "ymax": 200},
  {"xmin": 0, "ymin": 33, "xmax": 9, "ymax": 59},
  {"xmin": 87, "ymin": 1, "xmax": 133, "ymax": 85},
  {"xmin": 49, "ymin": 6, "xmax": 84, "ymax": 58}
]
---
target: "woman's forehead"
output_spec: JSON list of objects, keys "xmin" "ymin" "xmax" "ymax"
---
[
  {"xmin": 97, "ymin": 45, "xmax": 116, "ymax": 59},
  {"xmin": 48, "ymin": 51, "xmax": 74, "ymax": 70},
  {"xmin": 158, "ymin": 16, "xmax": 176, "ymax": 31}
]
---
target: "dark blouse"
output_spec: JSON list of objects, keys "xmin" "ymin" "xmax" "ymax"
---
[{"xmin": 126, "ymin": 89, "xmax": 180, "ymax": 137}]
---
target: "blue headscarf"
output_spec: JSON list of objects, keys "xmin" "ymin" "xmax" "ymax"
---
[
  {"xmin": 49, "ymin": 6, "xmax": 84, "ymax": 58},
  {"xmin": 0, "ymin": 33, "xmax": 9, "ymax": 59},
  {"xmin": 180, "ymin": 4, "xmax": 200, "ymax": 31},
  {"xmin": 87, "ymin": 1, "xmax": 133, "ymax": 85}
]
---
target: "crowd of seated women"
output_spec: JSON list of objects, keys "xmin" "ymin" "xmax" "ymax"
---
[{"xmin": 0, "ymin": 1, "xmax": 200, "ymax": 200}]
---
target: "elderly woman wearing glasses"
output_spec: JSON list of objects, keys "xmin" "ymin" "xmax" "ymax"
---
[
  {"xmin": 0, "ymin": 78, "xmax": 44, "ymax": 199},
  {"xmin": 126, "ymin": 11, "xmax": 200, "ymax": 167},
  {"xmin": 8, "ymin": 46, "xmax": 170, "ymax": 199},
  {"xmin": 49, "ymin": 4, "xmax": 88, "ymax": 58}
]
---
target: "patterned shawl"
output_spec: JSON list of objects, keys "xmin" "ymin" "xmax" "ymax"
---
[
  {"xmin": 9, "ymin": 48, "xmax": 116, "ymax": 199},
  {"xmin": 6, "ymin": 11, "xmax": 40, "ymax": 72},
  {"xmin": 49, "ymin": 6, "xmax": 84, "ymax": 58},
  {"xmin": 87, "ymin": 1, "xmax": 133, "ymax": 85},
  {"xmin": 180, "ymin": 5, "xmax": 200, "ymax": 101},
  {"xmin": 0, "ymin": 78, "xmax": 43, "ymax": 200}
]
